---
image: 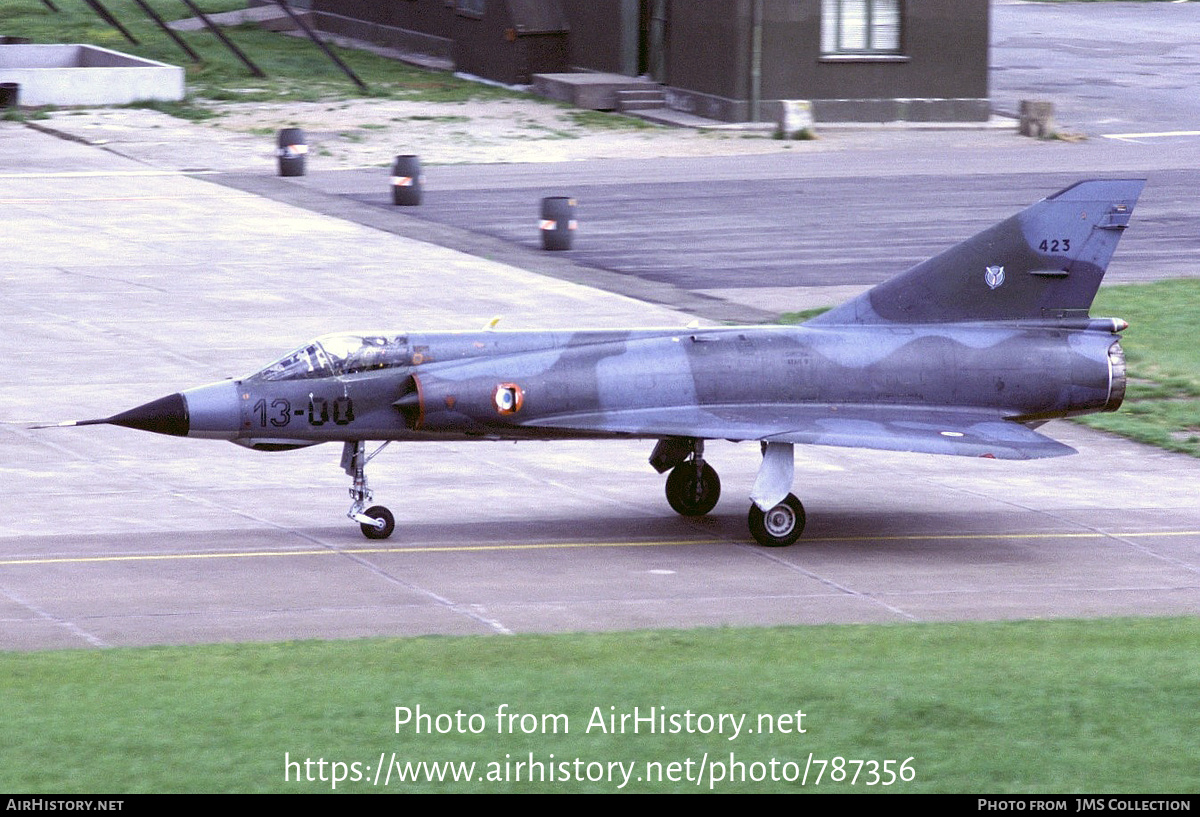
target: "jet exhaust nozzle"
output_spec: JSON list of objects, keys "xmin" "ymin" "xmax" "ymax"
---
[{"xmin": 1105, "ymin": 340, "xmax": 1127, "ymax": 413}]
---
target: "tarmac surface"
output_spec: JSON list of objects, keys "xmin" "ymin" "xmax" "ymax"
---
[
  {"xmin": 3, "ymin": 123, "xmax": 1200, "ymax": 651},
  {"xmin": 992, "ymin": 0, "xmax": 1200, "ymax": 136},
  {"xmin": 3, "ymin": 2, "xmax": 1200, "ymax": 650},
  {"xmin": 204, "ymin": 133, "xmax": 1200, "ymax": 323}
]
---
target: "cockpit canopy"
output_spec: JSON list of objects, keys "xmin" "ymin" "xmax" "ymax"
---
[{"xmin": 249, "ymin": 333, "xmax": 410, "ymax": 382}]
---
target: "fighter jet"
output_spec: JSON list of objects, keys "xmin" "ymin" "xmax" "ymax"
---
[{"xmin": 56, "ymin": 179, "xmax": 1144, "ymax": 546}]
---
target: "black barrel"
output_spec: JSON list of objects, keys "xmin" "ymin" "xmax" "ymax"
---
[
  {"xmin": 276, "ymin": 127, "xmax": 306, "ymax": 177},
  {"xmin": 0, "ymin": 83, "xmax": 19, "ymax": 109},
  {"xmin": 540, "ymin": 196, "xmax": 576, "ymax": 251},
  {"xmin": 391, "ymin": 154, "xmax": 422, "ymax": 206}
]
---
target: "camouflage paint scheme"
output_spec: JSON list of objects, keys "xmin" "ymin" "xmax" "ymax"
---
[{"xmin": 71, "ymin": 180, "xmax": 1145, "ymax": 546}]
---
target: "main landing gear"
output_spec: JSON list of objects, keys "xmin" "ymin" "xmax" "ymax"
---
[
  {"xmin": 655, "ymin": 438, "xmax": 721, "ymax": 516},
  {"xmin": 664, "ymin": 446, "xmax": 721, "ymax": 517},
  {"xmin": 651, "ymin": 438, "xmax": 806, "ymax": 546},
  {"xmin": 338, "ymin": 437, "xmax": 806, "ymax": 545},
  {"xmin": 747, "ymin": 493, "xmax": 806, "ymax": 547},
  {"xmin": 343, "ymin": 440, "xmax": 395, "ymax": 539}
]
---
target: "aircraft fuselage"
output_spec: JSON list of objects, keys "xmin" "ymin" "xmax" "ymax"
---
[{"xmin": 175, "ymin": 322, "xmax": 1124, "ymax": 449}]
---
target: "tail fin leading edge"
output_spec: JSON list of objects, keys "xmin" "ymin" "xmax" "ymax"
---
[{"xmin": 810, "ymin": 179, "xmax": 1146, "ymax": 325}]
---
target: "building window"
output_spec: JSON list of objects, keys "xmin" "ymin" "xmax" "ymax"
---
[
  {"xmin": 456, "ymin": 0, "xmax": 485, "ymax": 18},
  {"xmin": 821, "ymin": 0, "xmax": 902, "ymax": 55}
]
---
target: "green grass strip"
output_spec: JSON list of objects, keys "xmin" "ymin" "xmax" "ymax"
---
[
  {"xmin": 1081, "ymin": 280, "xmax": 1200, "ymax": 457},
  {"xmin": 4, "ymin": 619, "xmax": 1199, "ymax": 792}
]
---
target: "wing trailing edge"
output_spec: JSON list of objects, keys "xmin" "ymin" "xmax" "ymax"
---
[{"xmin": 523, "ymin": 405, "xmax": 1076, "ymax": 461}]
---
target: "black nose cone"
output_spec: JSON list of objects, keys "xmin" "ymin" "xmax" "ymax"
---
[{"xmin": 102, "ymin": 393, "xmax": 190, "ymax": 437}]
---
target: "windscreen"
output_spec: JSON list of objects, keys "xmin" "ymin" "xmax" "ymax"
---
[{"xmin": 249, "ymin": 333, "xmax": 410, "ymax": 382}]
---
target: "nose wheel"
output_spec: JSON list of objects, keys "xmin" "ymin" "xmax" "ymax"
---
[
  {"xmin": 342, "ymin": 441, "xmax": 395, "ymax": 539},
  {"xmin": 358, "ymin": 505, "xmax": 395, "ymax": 540}
]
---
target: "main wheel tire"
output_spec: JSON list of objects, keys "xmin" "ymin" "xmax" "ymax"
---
[
  {"xmin": 665, "ymin": 461, "xmax": 721, "ymax": 516},
  {"xmin": 748, "ymin": 494, "xmax": 805, "ymax": 547},
  {"xmin": 360, "ymin": 505, "xmax": 395, "ymax": 540}
]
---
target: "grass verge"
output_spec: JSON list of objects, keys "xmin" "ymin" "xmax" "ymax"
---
[
  {"xmin": 3, "ymin": 618, "xmax": 1199, "ymax": 793},
  {"xmin": 1080, "ymin": 280, "xmax": 1200, "ymax": 457}
]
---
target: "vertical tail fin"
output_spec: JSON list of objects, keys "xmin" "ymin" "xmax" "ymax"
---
[{"xmin": 810, "ymin": 179, "xmax": 1145, "ymax": 325}]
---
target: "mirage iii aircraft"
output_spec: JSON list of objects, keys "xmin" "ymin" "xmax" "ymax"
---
[{"xmin": 57, "ymin": 179, "xmax": 1144, "ymax": 546}]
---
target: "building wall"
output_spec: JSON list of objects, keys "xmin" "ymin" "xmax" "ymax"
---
[
  {"xmin": 449, "ymin": 2, "xmax": 502, "ymax": 81},
  {"xmin": 660, "ymin": 0, "xmax": 990, "ymax": 122},
  {"xmin": 309, "ymin": 0, "xmax": 991, "ymax": 122},
  {"xmin": 662, "ymin": 1, "xmax": 750, "ymax": 96},
  {"xmin": 310, "ymin": 0, "xmax": 455, "ymax": 62},
  {"xmin": 452, "ymin": 10, "xmax": 569, "ymax": 84},
  {"xmin": 787, "ymin": 0, "xmax": 989, "ymax": 101},
  {"xmin": 311, "ymin": 0, "xmax": 568, "ymax": 83},
  {"xmin": 450, "ymin": 2, "xmax": 569, "ymax": 84},
  {"xmin": 560, "ymin": 0, "xmax": 632, "ymax": 75},
  {"xmin": 311, "ymin": 0, "xmax": 454, "ymax": 37}
]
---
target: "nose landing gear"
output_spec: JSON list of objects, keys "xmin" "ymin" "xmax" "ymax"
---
[{"xmin": 342, "ymin": 440, "xmax": 395, "ymax": 539}]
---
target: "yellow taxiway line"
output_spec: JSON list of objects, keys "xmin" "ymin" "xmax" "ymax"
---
[{"xmin": 3, "ymin": 530, "xmax": 1198, "ymax": 568}]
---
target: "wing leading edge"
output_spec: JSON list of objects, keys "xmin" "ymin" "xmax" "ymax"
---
[{"xmin": 521, "ymin": 405, "xmax": 1075, "ymax": 461}]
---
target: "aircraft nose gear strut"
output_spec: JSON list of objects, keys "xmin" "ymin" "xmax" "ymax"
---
[{"xmin": 342, "ymin": 440, "xmax": 395, "ymax": 539}]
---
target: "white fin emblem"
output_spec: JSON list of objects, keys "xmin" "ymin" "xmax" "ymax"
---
[{"xmin": 985, "ymin": 265, "xmax": 1005, "ymax": 290}]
